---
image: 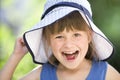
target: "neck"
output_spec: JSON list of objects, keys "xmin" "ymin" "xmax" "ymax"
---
[
  {"xmin": 57, "ymin": 59, "xmax": 92, "ymax": 80},
  {"xmin": 58, "ymin": 59, "xmax": 91, "ymax": 73}
]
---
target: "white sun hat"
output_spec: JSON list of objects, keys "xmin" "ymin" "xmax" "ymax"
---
[{"xmin": 23, "ymin": 0, "xmax": 114, "ymax": 64}]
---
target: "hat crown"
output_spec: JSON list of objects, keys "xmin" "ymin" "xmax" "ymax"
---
[{"xmin": 43, "ymin": 0, "xmax": 92, "ymax": 16}]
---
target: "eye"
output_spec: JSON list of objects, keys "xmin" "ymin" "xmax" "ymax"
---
[
  {"xmin": 74, "ymin": 33, "xmax": 81, "ymax": 37},
  {"xmin": 55, "ymin": 35, "xmax": 64, "ymax": 39}
]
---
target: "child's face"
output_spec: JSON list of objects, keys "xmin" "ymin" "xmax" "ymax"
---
[{"xmin": 50, "ymin": 28, "xmax": 90, "ymax": 69}]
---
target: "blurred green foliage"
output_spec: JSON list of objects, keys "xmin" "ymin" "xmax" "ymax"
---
[
  {"xmin": 0, "ymin": 0, "xmax": 46, "ymax": 79},
  {"xmin": 0, "ymin": 0, "xmax": 120, "ymax": 79},
  {"xmin": 88, "ymin": 0, "xmax": 120, "ymax": 72}
]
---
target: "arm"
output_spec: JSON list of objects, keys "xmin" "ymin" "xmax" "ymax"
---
[
  {"xmin": 0, "ymin": 37, "xmax": 28, "ymax": 80},
  {"xmin": 106, "ymin": 64, "xmax": 120, "ymax": 80},
  {"xmin": 19, "ymin": 65, "xmax": 42, "ymax": 80}
]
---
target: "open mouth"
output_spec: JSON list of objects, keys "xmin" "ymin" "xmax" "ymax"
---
[{"xmin": 62, "ymin": 50, "xmax": 79, "ymax": 61}]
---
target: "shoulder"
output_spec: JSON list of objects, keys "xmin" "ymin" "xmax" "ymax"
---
[
  {"xmin": 19, "ymin": 65, "xmax": 42, "ymax": 80},
  {"xmin": 106, "ymin": 63, "xmax": 120, "ymax": 80}
]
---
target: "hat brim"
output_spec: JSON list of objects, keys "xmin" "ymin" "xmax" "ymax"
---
[{"xmin": 23, "ymin": 6, "xmax": 113, "ymax": 64}]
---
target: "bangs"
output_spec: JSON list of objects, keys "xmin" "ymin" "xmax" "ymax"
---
[{"xmin": 45, "ymin": 11, "xmax": 89, "ymax": 35}]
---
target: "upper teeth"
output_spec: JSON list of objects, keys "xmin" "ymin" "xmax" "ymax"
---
[{"xmin": 63, "ymin": 51, "xmax": 76, "ymax": 54}]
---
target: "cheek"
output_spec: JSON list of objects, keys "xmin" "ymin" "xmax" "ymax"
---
[
  {"xmin": 83, "ymin": 40, "xmax": 89, "ymax": 52},
  {"xmin": 77, "ymin": 37, "xmax": 89, "ymax": 53},
  {"xmin": 50, "ymin": 39, "xmax": 63, "ymax": 53}
]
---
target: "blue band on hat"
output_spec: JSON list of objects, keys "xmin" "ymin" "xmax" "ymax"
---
[{"xmin": 41, "ymin": 2, "xmax": 93, "ymax": 21}]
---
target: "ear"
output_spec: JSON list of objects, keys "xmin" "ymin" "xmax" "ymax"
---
[{"xmin": 88, "ymin": 30, "xmax": 93, "ymax": 44}]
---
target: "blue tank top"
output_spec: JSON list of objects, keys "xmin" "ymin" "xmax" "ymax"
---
[{"xmin": 40, "ymin": 60, "xmax": 107, "ymax": 80}]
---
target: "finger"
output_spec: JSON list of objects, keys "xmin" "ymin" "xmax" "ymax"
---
[
  {"xmin": 20, "ymin": 38, "xmax": 25, "ymax": 46},
  {"xmin": 17, "ymin": 36, "xmax": 25, "ymax": 45}
]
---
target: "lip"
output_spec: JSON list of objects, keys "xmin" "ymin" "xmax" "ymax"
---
[{"xmin": 62, "ymin": 50, "xmax": 79, "ymax": 61}]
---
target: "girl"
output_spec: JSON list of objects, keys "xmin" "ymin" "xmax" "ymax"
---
[{"xmin": 0, "ymin": 0, "xmax": 120, "ymax": 80}]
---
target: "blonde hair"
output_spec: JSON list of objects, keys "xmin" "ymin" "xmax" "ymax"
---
[{"xmin": 43, "ymin": 11, "xmax": 97, "ymax": 65}]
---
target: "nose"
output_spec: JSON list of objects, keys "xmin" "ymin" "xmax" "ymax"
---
[{"xmin": 63, "ymin": 38, "xmax": 74, "ymax": 49}]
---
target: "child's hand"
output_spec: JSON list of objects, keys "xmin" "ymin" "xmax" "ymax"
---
[
  {"xmin": 13, "ymin": 37, "xmax": 28, "ymax": 57},
  {"xmin": 0, "ymin": 37, "xmax": 29, "ymax": 80}
]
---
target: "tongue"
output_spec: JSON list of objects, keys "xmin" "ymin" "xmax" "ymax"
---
[{"xmin": 65, "ymin": 54, "xmax": 75, "ymax": 60}]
